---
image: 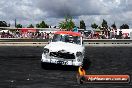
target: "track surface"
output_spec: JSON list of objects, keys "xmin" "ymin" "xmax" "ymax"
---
[{"xmin": 0, "ymin": 46, "xmax": 132, "ymax": 88}]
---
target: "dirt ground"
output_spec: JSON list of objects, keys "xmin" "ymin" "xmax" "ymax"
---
[{"xmin": 0, "ymin": 46, "xmax": 131, "ymax": 88}]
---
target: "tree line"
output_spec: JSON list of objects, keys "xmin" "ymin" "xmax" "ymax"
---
[
  {"xmin": 0, "ymin": 18, "xmax": 130, "ymax": 30},
  {"xmin": 0, "ymin": 21, "xmax": 10, "ymax": 27},
  {"xmin": 15, "ymin": 21, "xmax": 49, "ymax": 28},
  {"xmin": 91, "ymin": 19, "xmax": 129, "ymax": 30},
  {"xmin": 58, "ymin": 16, "xmax": 86, "ymax": 30}
]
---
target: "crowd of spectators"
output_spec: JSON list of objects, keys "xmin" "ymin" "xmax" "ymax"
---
[
  {"xmin": 0, "ymin": 29, "xmax": 130, "ymax": 39},
  {"xmin": 0, "ymin": 31, "xmax": 54, "ymax": 39},
  {"xmin": 83, "ymin": 29, "xmax": 130, "ymax": 39}
]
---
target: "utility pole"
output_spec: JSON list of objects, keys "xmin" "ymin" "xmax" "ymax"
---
[{"xmin": 15, "ymin": 19, "xmax": 17, "ymax": 28}]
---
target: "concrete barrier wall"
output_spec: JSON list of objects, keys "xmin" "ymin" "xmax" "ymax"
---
[{"xmin": 0, "ymin": 39, "xmax": 132, "ymax": 46}]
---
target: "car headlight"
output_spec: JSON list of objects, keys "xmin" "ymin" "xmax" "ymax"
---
[
  {"xmin": 43, "ymin": 48, "xmax": 49, "ymax": 54},
  {"xmin": 76, "ymin": 52, "xmax": 82, "ymax": 57}
]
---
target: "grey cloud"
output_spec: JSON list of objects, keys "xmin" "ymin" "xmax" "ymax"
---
[
  {"xmin": 36, "ymin": 0, "xmax": 109, "ymax": 17},
  {"xmin": 0, "ymin": 0, "xmax": 132, "ymax": 28},
  {"xmin": 79, "ymin": 12, "xmax": 132, "ymax": 29},
  {"xmin": 0, "ymin": 0, "xmax": 45, "ymax": 26},
  {"xmin": 36, "ymin": 0, "xmax": 130, "ymax": 18}
]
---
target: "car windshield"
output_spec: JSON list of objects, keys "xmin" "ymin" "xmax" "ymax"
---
[{"xmin": 52, "ymin": 34, "xmax": 81, "ymax": 45}]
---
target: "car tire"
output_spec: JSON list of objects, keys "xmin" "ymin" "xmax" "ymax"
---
[
  {"xmin": 41, "ymin": 62, "xmax": 49, "ymax": 69},
  {"xmin": 82, "ymin": 58, "xmax": 91, "ymax": 70}
]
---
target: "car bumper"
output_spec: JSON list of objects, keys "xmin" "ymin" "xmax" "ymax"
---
[
  {"xmin": 41, "ymin": 55, "xmax": 82, "ymax": 66},
  {"xmin": 41, "ymin": 61, "xmax": 79, "ymax": 70}
]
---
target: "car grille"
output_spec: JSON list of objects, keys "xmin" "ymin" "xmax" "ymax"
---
[{"xmin": 50, "ymin": 52, "xmax": 75, "ymax": 59}]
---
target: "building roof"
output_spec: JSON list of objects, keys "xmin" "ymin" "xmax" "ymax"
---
[{"xmin": 55, "ymin": 31, "xmax": 81, "ymax": 36}]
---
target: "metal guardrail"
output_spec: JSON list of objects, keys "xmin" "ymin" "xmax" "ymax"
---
[
  {"xmin": 83, "ymin": 39, "xmax": 132, "ymax": 44},
  {"xmin": 0, "ymin": 39, "xmax": 132, "ymax": 45},
  {"xmin": 0, "ymin": 39, "xmax": 49, "ymax": 46},
  {"xmin": 0, "ymin": 38, "xmax": 49, "ymax": 42}
]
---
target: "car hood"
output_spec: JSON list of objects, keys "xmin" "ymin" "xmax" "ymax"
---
[{"xmin": 44, "ymin": 42, "xmax": 84, "ymax": 54}]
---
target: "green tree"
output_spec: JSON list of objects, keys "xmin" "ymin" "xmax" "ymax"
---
[
  {"xmin": 59, "ymin": 21, "xmax": 65, "ymax": 29},
  {"xmin": 59, "ymin": 16, "xmax": 75, "ymax": 31},
  {"xmin": 91, "ymin": 23, "xmax": 98, "ymax": 29},
  {"xmin": 0, "ymin": 21, "xmax": 9, "ymax": 27},
  {"xmin": 36, "ymin": 24, "xmax": 40, "ymax": 28},
  {"xmin": 80, "ymin": 20, "xmax": 86, "ymax": 29},
  {"xmin": 120, "ymin": 24, "xmax": 129, "ymax": 29},
  {"xmin": 36, "ymin": 21, "xmax": 49, "ymax": 28},
  {"xmin": 16, "ymin": 24, "xmax": 22, "ymax": 28},
  {"xmin": 111, "ymin": 22, "xmax": 117, "ymax": 29},
  {"xmin": 27, "ymin": 24, "xmax": 34, "ymax": 28},
  {"xmin": 101, "ymin": 19, "xmax": 108, "ymax": 29}
]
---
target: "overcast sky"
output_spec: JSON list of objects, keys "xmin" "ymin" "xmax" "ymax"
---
[{"xmin": 0, "ymin": 0, "xmax": 132, "ymax": 28}]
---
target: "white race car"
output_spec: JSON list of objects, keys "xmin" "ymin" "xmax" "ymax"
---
[{"xmin": 41, "ymin": 31, "xmax": 85, "ymax": 68}]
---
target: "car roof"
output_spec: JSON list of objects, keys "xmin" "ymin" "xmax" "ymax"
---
[{"xmin": 55, "ymin": 31, "xmax": 81, "ymax": 36}]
